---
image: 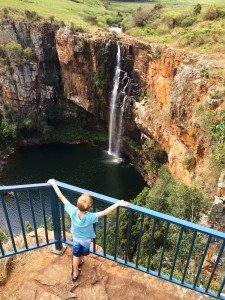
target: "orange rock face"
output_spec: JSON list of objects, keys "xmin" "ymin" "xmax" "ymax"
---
[{"xmin": 55, "ymin": 29, "xmax": 224, "ymax": 190}]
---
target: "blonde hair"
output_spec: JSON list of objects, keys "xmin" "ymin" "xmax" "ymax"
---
[{"xmin": 77, "ymin": 194, "xmax": 93, "ymax": 212}]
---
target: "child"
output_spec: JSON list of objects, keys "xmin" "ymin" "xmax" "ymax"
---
[{"xmin": 47, "ymin": 179, "xmax": 130, "ymax": 282}]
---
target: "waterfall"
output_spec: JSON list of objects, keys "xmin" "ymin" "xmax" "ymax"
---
[
  {"xmin": 108, "ymin": 43, "xmax": 129, "ymax": 160},
  {"xmin": 115, "ymin": 95, "xmax": 127, "ymax": 158},
  {"xmin": 108, "ymin": 42, "xmax": 121, "ymax": 156}
]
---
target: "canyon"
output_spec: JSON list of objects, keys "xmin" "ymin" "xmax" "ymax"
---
[{"xmin": 0, "ymin": 18, "xmax": 224, "ymax": 196}]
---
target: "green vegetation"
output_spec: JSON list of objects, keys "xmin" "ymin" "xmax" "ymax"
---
[
  {"xmin": 131, "ymin": 166, "xmax": 209, "ymax": 222},
  {"xmin": 182, "ymin": 153, "xmax": 196, "ymax": 171},
  {"xmin": 96, "ymin": 166, "xmax": 211, "ymax": 285},
  {"xmin": 210, "ymin": 109, "xmax": 225, "ymax": 173},
  {"xmin": 0, "ymin": 228, "xmax": 9, "ymax": 243},
  {"xmin": 51, "ymin": 123, "xmax": 108, "ymax": 144},
  {"xmin": 195, "ymin": 96, "xmax": 225, "ymax": 177},
  {"xmin": 0, "ymin": 102, "xmax": 108, "ymax": 154},
  {"xmin": 1, "ymin": 1, "xmax": 225, "ymax": 56}
]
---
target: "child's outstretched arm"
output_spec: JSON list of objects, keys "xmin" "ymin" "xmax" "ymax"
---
[
  {"xmin": 97, "ymin": 200, "xmax": 130, "ymax": 218},
  {"xmin": 47, "ymin": 179, "xmax": 69, "ymax": 205}
]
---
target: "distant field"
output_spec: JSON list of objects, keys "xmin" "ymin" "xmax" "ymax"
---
[
  {"xmin": 0, "ymin": 0, "xmax": 107, "ymax": 28},
  {"xmin": 1, "ymin": 0, "xmax": 224, "ymax": 27},
  {"xmin": 111, "ymin": 0, "xmax": 225, "ymax": 10},
  {"xmin": 0, "ymin": 0, "xmax": 225, "ymax": 60}
]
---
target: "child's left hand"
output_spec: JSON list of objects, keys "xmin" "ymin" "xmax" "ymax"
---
[{"xmin": 47, "ymin": 178, "xmax": 56, "ymax": 185}]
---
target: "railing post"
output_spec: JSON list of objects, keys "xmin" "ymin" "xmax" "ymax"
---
[{"xmin": 50, "ymin": 188, "xmax": 66, "ymax": 255}]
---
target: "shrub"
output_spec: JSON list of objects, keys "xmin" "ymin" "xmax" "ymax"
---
[
  {"xmin": 49, "ymin": 15, "xmax": 55, "ymax": 23},
  {"xmin": 154, "ymin": 3, "xmax": 163, "ymax": 10},
  {"xmin": 0, "ymin": 45, "xmax": 6, "ymax": 58},
  {"xmin": 70, "ymin": 22, "xmax": 85, "ymax": 33},
  {"xmin": 23, "ymin": 47, "xmax": 33, "ymax": 60},
  {"xmin": 203, "ymin": 6, "xmax": 222, "ymax": 21},
  {"xmin": 163, "ymin": 16, "xmax": 176, "ymax": 28},
  {"xmin": 194, "ymin": 4, "xmax": 202, "ymax": 15},
  {"xmin": 59, "ymin": 20, "xmax": 65, "ymax": 27},
  {"xmin": 39, "ymin": 120, "xmax": 53, "ymax": 136},
  {"xmin": 183, "ymin": 154, "xmax": 196, "ymax": 171},
  {"xmin": 85, "ymin": 15, "xmax": 98, "ymax": 25},
  {"xmin": 0, "ymin": 228, "xmax": 9, "ymax": 243},
  {"xmin": 132, "ymin": 7, "xmax": 153, "ymax": 27},
  {"xmin": 1, "ymin": 105, "xmax": 18, "ymax": 141},
  {"xmin": 210, "ymin": 86, "xmax": 225, "ymax": 99},
  {"xmin": 25, "ymin": 221, "xmax": 33, "ymax": 233},
  {"xmin": 24, "ymin": 10, "xmax": 40, "ymax": 21},
  {"xmin": 163, "ymin": 13, "xmax": 186, "ymax": 28},
  {"xmin": 211, "ymin": 110, "xmax": 225, "ymax": 143},
  {"xmin": 3, "ymin": 8, "xmax": 9, "ymax": 18},
  {"xmin": 181, "ymin": 17, "xmax": 195, "ymax": 28},
  {"xmin": 8, "ymin": 41, "xmax": 22, "ymax": 60},
  {"xmin": 1, "ymin": 120, "xmax": 17, "ymax": 140},
  {"xmin": 157, "ymin": 24, "xmax": 170, "ymax": 34},
  {"xmin": 45, "ymin": 103, "xmax": 62, "ymax": 126}
]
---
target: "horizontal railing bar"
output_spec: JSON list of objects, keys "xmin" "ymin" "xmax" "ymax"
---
[
  {"xmin": 1, "ymin": 181, "xmax": 225, "ymax": 240},
  {"xmin": 56, "ymin": 181, "xmax": 225, "ymax": 240},
  {"xmin": 63, "ymin": 240, "xmax": 222, "ymax": 299},
  {"xmin": 0, "ymin": 241, "xmax": 56, "ymax": 259},
  {"xmin": 0, "ymin": 183, "xmax": 50, "ymax": 192}
]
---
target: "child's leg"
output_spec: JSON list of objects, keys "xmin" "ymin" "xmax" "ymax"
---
[
  {"xmin": 73, "ymin": 256, "xmax": 80, "ymax": 276},
  {"xmin": 72, "ymin": 241, "xmax": 82, "ymax": 276}
]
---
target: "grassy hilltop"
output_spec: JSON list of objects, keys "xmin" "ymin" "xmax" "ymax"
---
[{"xmin": 0, "ymin": 0, "xmax": 225, "ymax": 59}]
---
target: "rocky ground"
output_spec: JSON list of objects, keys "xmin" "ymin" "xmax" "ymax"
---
[{"xmin": 0, "ymin": 234, "xmax": 212, "ymax": 300}]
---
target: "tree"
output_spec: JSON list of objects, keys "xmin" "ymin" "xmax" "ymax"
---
[{"xmin": 101, "ymin": 166, "xmax": 210, "ymax": 277}]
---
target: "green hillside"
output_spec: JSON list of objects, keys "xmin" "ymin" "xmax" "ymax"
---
[{"xmin": 0, "ymin": 0, "xmax": 225, "ymax": 59}]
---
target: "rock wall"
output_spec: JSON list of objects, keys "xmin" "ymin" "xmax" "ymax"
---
[
  {"xmin": 56, "ymin": 28, "xmax": 117, "ymax": 119},
  {"xmin": 0, "ymin": 19, "xmax": 63, "ymax": 116}
]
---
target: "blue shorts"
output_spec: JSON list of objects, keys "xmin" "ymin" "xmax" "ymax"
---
[{"xmin": 73, "ymin": 239, "xmax": 91, "ymax": 257}]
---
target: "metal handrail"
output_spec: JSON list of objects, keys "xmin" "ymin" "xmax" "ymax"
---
[{"xmin": 0, "ymin": 181, "xmax": 224, "ymax": 299}]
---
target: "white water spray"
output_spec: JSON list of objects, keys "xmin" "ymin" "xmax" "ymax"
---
[{"xmin": 108, "ymin": 42, "xmax": 121, "ymax": 156}]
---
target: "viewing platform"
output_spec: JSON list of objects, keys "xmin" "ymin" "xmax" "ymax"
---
[{"xmin": 0, "ymin": 181, "xmax": 225, "ymax": 299}]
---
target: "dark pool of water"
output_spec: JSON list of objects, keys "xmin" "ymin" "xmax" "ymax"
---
[
  {"xmin": 1, "ymin": 143, "xmax": 145, "ymax": 199},
  {"xmin": 0, "ymin": 143, "xmax": 146, "ymax": 232}
]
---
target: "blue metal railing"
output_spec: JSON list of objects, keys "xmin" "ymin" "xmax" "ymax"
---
[{"xmin": 0, "ymin": 181, "xmax": 225, "ymax": 299}]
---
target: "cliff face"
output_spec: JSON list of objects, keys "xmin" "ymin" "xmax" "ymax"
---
[
  {"xmin": 55, "ymin": 29, "xmax": 224, "ymax": 191},
  {"xmin": 56, "ymin": 28, "xmax": 117, "ymax": 119},
  {"xmin": 0, "ymin": 19, "xmax": 62, "ymax": 116},
  {"xmin": 0, "ymin": 21, "xmax": 224, "ymax": 192}
]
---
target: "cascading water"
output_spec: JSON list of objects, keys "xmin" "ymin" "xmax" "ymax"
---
[
  {"xmin": 114, "ymin": 74, "xmax": 128, "ymax": 158},
  {"xmin": 108, "ymin": 41, "xmax": 121, "ymax": 157},
  {"xmin": 108, "ymin": 43, "xmax": 130, "ymax": 161}
]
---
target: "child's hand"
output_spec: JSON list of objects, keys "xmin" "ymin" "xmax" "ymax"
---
[
  {"xmin": 117, "ymin": 200, "xmax": 130, "ymax": 207},
  {"xmin": 47, "ymin": 178, "xmax": 56, "ymax": 185}
]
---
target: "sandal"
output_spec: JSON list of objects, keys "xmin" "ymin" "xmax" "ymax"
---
[{"xmin": 71, "ymin": 270, "xmax": 81, "ymax": 282}]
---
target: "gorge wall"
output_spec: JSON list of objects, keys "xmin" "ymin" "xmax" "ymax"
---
[{"xmin": 0, "ymin": 19, "xmax": 224, "ymax": 195}]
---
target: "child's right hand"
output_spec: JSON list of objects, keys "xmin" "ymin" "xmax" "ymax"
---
[{"xmin": 118, "ymin": 200, "xmax": 130, "ymax": 207}]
